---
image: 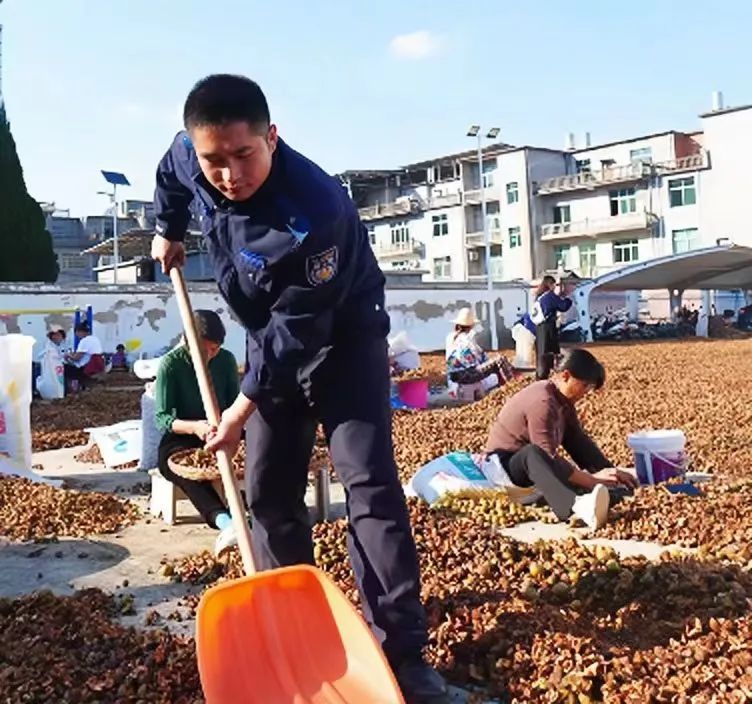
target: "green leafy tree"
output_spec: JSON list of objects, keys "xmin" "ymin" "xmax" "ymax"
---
[{"xmin": 0, "ymin": 103, "xmax": 59, "ymax": 282}]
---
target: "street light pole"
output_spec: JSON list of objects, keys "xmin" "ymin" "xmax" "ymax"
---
[
  {"xmin": 112, "ymin": 183, "xmax": 119, "ymax": 284},
  {"xmin": 467, "ymin": 125, "xmax": 500, "ymax": 349},
  {"xmin": 100, "ymin": 171, "xmax": 130, "ymax": 285}
]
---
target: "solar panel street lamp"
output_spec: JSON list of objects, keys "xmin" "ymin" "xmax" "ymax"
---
[
  {"xmin": 467, "ymin": 125, "xmax": 501, "ymax": 348},
  {"xmin": 99, "ymin": 171, "xmax": 130, "ymax": 284}
]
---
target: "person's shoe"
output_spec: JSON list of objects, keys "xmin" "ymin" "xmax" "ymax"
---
[
  {"xmin": 214, "ymin": 525, "xmax": 238, "ymax": 557},
  {"xmin": 392, "ymin": 656, "xmax": 450, "ymax": 704},
  {"xmin": 572, "ymin": 484, "xmax": 610, "ymax": 531}
]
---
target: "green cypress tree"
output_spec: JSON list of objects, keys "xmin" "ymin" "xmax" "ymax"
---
[{"xmin": 0, "ymin": 103, "xmax": 59, "ymax": 282}]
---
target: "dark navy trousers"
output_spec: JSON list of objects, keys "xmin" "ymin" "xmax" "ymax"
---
[{"xmin": 244, "ymin": 335, "xmax": 427, "ymax": 664}]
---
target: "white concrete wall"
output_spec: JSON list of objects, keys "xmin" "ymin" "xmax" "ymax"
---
[
  {"xmin": 0, "ymin": 282, "xmax": 531, "ymax": 360},
  {"xmin": 700, "ymin": 107, "xmax": 752, "ymax": 247},
  {"xmin": 496, "ymin": 150, "xmax": 534, "ymax": 280}
]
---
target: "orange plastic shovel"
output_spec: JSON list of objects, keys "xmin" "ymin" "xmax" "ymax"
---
[{"xmin": 170, "ymin": 267, "xmax": 405, "ymax": 704}]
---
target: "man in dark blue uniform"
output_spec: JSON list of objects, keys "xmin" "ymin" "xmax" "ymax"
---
[{"xmin": 151, "ymin": 74, "xmax": 448, "ymax": 704}]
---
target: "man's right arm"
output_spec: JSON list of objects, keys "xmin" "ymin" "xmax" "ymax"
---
[{"xmin": 152, "ymin": 136, "xmax": 195, "ymax": 271}]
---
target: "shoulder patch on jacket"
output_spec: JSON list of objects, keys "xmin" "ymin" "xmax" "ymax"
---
[{"xmin": 306, "ymin": 247, "xmax": 338, "ymax": 286}]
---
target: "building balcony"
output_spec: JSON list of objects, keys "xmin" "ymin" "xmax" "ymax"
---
[
  {"xmin": 654, "ymin": 151, "xmax": 709, "ymax": 175},
  {"xmin": 536, "ymin": 162, "xmax": 650, "ymax": 195},
  {"xmin": 358, "ymin": 192, "xmax": 462, "ymax": 222},
  {"xmin": 465, "ymin": 228, "xmax": 504, "ymax": 248},
  {"xmin": 540, "ymin": 211, "xmax": 655, "ymax": 241},
  {"xmin": 359, "ymin": 200, "xmax": 414, "ymax": 222},
  {"xmin": 374, "ymin": 239, "xmax": 423, "ymax": 259},
  {"xmin": 463, "ymin": 186, "xmax": 498, "ymax": 204},
  {"xmin": 467, "ymin": 257, "xmax": 505, "ymax": 282},
  {"xmin": 426, "ymin": 192, "xmax": 462, "ymax": 209}
]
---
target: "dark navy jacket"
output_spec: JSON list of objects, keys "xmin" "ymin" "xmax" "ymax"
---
[
  {"xmin": 154, "ymin": 133, "xmax": 388, "ymax": 402},
  {"xmin": 521, "ymin": 291, "xmax": 572, "ymax": 334}
]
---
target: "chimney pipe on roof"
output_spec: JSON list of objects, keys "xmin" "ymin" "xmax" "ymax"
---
[
  {"xmin": 565, "ymin": 133, "xmax": 576, "ymax": 150},
  {"xmin": 712, "ymin": 91, "xmax": 724, "ymax": 111},
  {"xmin": 584, "ymin": 131, "xmax": 592, "ymax": 148}
]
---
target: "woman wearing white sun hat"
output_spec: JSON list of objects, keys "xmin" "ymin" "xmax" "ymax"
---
[{"xmin": 445, "ymin": 307, "xmax": 516, "ymax": 400}]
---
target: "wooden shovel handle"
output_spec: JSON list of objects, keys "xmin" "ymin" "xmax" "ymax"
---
[{"xmin": 169, "ymin": 267, "xmax": 257, "ymax": 575}]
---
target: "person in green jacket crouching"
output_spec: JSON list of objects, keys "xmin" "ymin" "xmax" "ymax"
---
[{"xmin": 154, "ymin": 309, "xmax": 241, "ymax": 556}]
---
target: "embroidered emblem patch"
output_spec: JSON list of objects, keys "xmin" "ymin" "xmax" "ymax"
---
[{"xmin": 306, "ymin": 247, "xmax": 338, "ymax": 286}]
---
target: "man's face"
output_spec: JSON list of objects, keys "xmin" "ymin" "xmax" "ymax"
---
[
  {"xmin": 559, "ymin": 370, "xmax": 596, "ymax": 404},
  {"xmin": 202, "ymin": 339, "xmax": 221, "ymax": 362},
  {"xmin": 191, "ymin": 121, "xmax": 277, "ymax": 201}
]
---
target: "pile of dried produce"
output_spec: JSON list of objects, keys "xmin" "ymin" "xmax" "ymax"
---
[
  {"xmin": 164, "ymin": 497, "xmax": 752, "ymax": 701},
  {"xmin": 74, "ymin": 443, "xmax": 139, "ymax": 469},
  {"xmin": 32, "ymin": 388, "xmax": 141, "ymax": 451},
  {"xmin": 392, "ymin": 368, "xmax": 429, "ymax": 382},
  {"xmin": 0, "ymin": 589, "xmax": 202, "ymax": 703},
  {"xmin": 432, "ymin": 488, "xmax": 556, "ymax": 528},
  {"xmin": 596, "ymin": 478, "xmax": 752, "ymax": 561},
  {"xmin": 0, "ymin": 476, "xmax": 139, "ymax": 541},
  {"xmin": 166, "ymin": 441, "xmax": 334, "ymax": 480}
]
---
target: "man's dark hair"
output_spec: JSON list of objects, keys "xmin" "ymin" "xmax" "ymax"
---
[
  {"xmin": 535, "ymin": 275, "xmax": 557, "ymax": 299},
  {"xmin": 194, "ymin": 310, "xmax": 226, "ymax": 345},
  {"xmin": 75, "ymin": 323, "xmax": 90, "ymax": 334},
  {"xmin": 555, "ymin": 348, "xmax": 605, "ymax": 390},
  {"xmin": 183, "ymin": 74, "xmax": 270, "ymax": 132}
]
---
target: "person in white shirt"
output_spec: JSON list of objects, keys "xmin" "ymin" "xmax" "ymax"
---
[{"xmin": 64, "ymin": 323, "xmax": 104, "ymax": 392}]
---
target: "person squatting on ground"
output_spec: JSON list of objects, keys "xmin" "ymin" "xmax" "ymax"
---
[
  {"xmin": 63, "ymin": 323, "xmax": 104, "ymax": 392},
  {"xmin": 154, "ymin": 309, "xmax": 242, "ymax": 557},
  {"xmin": 151, "ymin": 74, "xmax": 449, "ymax": 703},
  {"xmin": 485, "ymin": 348, "xmax": 638, "ymax": 530}
]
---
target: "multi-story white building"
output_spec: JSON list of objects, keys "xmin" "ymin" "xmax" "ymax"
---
[{"xmin": 341, "ymin": 93, "xmax": 751, "ymax": 286}]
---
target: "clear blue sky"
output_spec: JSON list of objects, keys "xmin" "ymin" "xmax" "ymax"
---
[{"xmin": 2, "ymin": 0, "xmax": 751, "ymax": 217}]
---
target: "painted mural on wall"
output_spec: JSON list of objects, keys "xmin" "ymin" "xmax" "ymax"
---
[{"xmin": 0, "ymin": 283, "xmax": 532, "ymax": 357}]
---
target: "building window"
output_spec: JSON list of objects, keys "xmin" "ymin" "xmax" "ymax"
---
[
  {"xmin": 613, "ymin": 239, "xmax": 639, "ymax": 264},
  {"xmin": 60, "ymin": 254, "xmax": 88, "ymax": 269},
  {"xmin": 579, "ymin": 244, "xmax": 597, "ymax": 277},
  {"xmin": 391, "ymin": 260, "xmax": 409, "ymax": 270},
  {"xmin": 432, "ymin": 213, "xmax": 449, "ymax": 237},
  {"xmin": 481, "ymin": 159, "xmax": 496, "ymax": 188},
  {"xmin": 390, "ymin": 221, "xmax": 410, "ymax": 247},
  {"xmin": 553, "ymin": 244, "xmax": 571, "ymax": 268},
  {"xmin": 367, "ymin": 226, "xmax": 376, "ymax": 246},
  {"xmin": 672, "ymin": 228, "xmax": 699, "ymax": 254},
  {"xmin": 669, "ymin": 177, "xmax": 697, "ymax": 207},
  {"xmin": 508, "ymin": 227, "xmax": 522, "ymax": 249},
  {"xmin": 609, "ymin": 188, "xmax": 637, "ymax": 216},
  {"xmin": 506, "ymin": 182, "xmax": 519, "ymax": 204},
  {"xmin": 553, "ymin": 205, "xmax": 571, "ymax": 225},
  {"xmin": 630, "ymin": 147, "xmax": 652, "ymax": 163},
  {"xmin": 575, "ymin": 159, "xmax": 591, "ymax": 174},
  {"xmin": 433, "ymin": 256, "xmax": 452, "ymax": 280}
]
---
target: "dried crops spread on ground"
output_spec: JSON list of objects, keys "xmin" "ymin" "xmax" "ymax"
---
[{"xmin": 8, "ymin": 339, "xmax": 752, "ymax": 702}]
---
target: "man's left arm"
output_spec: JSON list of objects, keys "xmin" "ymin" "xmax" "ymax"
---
[{"xmin": 562, "ymin": 414, "xmax": 612, "ymax": 471}]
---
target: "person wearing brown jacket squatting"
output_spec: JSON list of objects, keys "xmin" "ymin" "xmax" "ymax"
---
[{"xmin": 486, "ymin": 348, "xmax": 638, "ymax": 530}]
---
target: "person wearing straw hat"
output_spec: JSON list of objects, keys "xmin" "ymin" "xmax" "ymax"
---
[
  {"xmin": 154, "ymin": 310, "xmax": 241, "ymax": 557},
  {"xmin": 445, "ymin": 307, "xmax": 516, "ymax": 400},
  {"xmin": 150, "ymin": 74, "xmax": 448, "ymax": 703}
]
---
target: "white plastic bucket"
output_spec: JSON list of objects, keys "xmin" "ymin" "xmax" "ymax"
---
[
  {"xmin": 0, "ymin": 334, "xmax": 35, "ymax": 471},
  {"xmin": 512, "ymin": 323, "xmax": 535, "ymax": 369},
  {"xmin": 627, "ymin": 429, "xmax": 687, "ymax": 485}
]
